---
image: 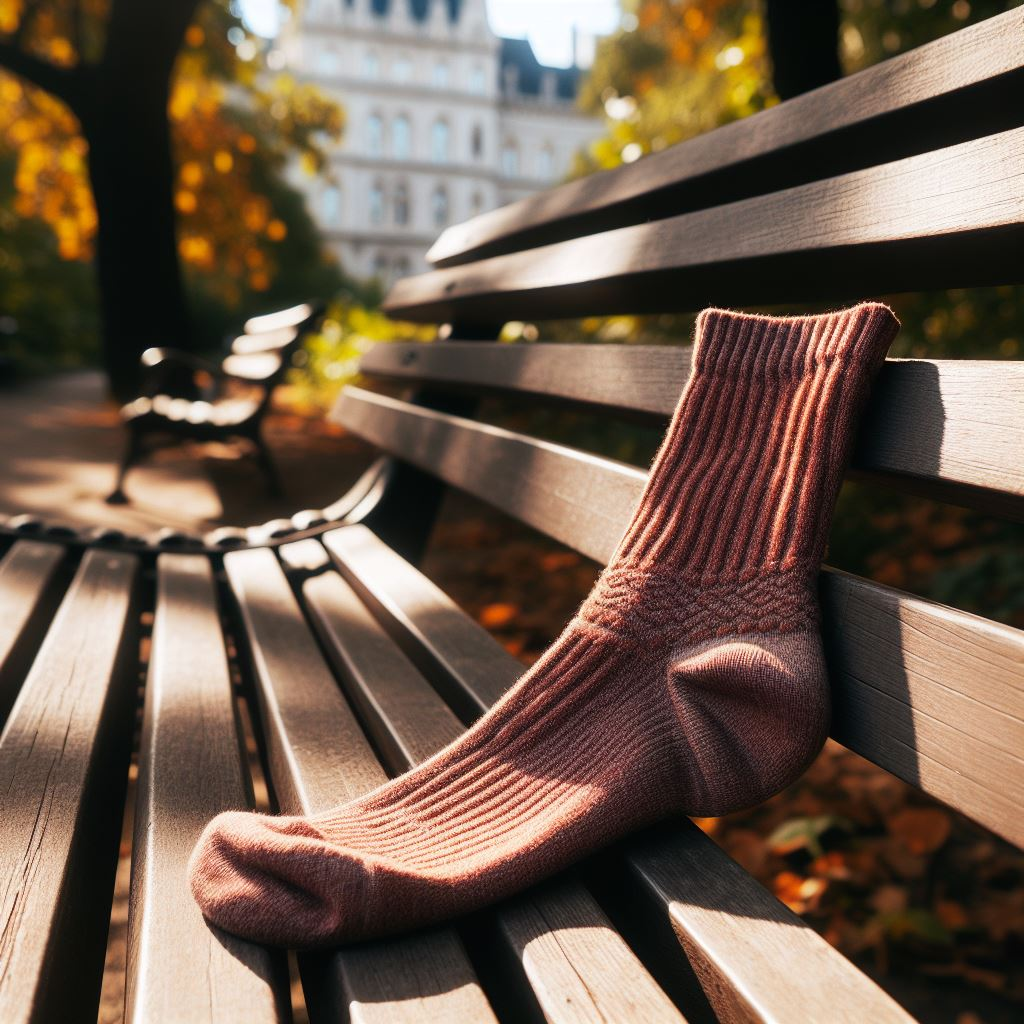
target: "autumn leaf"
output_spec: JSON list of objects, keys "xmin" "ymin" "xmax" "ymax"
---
[{"xmin": 888, "ymin": 807, "xmax": 952, "ymax": 855}]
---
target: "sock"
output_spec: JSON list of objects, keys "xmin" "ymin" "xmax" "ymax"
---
[{"xmin": 189, "ymin": 302, "xmax": 900, "ymax": 948}]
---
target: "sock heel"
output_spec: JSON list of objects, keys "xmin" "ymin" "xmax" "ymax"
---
[{"xmin": 666, "ymin": 631, "xmax": 830, "ymax": 817}]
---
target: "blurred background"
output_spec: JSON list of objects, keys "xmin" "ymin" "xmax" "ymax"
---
[{"xmin": 1, "ymin": 1, "xmax": 1022, "ymax": 1021}]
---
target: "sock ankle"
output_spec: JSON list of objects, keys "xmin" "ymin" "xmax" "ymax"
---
[{"xmin": 189, "ymin": 302, "xmax": 900, "ymax": 948}]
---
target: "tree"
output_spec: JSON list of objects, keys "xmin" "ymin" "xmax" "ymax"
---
[{"xmin": 0, "ymin": 0, "xmax": 344, "ymax": 398}]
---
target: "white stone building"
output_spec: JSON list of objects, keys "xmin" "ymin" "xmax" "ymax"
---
[{"xmin": 285, "ymin": 0, "xmax": 603, "ymax": 282}]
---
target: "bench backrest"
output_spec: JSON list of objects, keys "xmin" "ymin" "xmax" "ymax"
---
[
  {"xmin": 332, "ymin": 9, "xmax": 1024, "ymax": 850},
  {"xmin": 222, "ymin": 301, "xmax": 325, "ymax": 390}
]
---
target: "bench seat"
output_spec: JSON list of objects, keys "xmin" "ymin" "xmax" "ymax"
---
[{"xmin": 0, "ymin": 526, "xmax": 921, "ymax": 1023}]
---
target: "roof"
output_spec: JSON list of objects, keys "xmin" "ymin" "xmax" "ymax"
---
[{"xmin": 499, "ymin": 37, "xmax": 581, "ymax": 101}]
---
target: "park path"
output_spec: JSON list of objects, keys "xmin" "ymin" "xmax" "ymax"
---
[{"xmin": 0, "ymin": 371, "xmax": 375, "ymax": 536}]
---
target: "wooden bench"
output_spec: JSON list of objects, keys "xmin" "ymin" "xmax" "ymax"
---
[
  {"xmin": 108, "ymin": 302, "xmax": 325, "ymax": 503},
  {"xmin": 1, "ymin": 9, "xmax": 1023, "ymax": 1022}
]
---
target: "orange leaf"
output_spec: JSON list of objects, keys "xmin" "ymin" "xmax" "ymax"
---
[{"xmin": 888, "ymin": 807, "xmax": 952, "ymax": 854}]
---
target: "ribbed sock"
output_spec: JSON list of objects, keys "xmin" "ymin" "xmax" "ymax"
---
[{"xmin": 189, "ymin": 303, "xmax": 900, "ymax": 948}]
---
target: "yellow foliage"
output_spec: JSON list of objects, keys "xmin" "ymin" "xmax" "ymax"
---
[{"xmin": 0, "ymin": 0, "xmax": 345, "ymax": 301}]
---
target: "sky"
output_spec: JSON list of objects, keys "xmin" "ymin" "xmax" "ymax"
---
[{"xmin": 239, "ymin": 0, "xmax": 621, "ymax": 69}]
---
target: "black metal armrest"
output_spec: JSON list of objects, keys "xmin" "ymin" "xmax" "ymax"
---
[
  {"xmin": 140, "ymin": 347, "xmax": 223, "ymax": 377},
  {"xmin": 138, "ymin": 347, "xmax": 230, "ymax": 400}
]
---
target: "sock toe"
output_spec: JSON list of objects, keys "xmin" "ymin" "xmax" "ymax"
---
[{"xmin": 189, "ymin": 811, "xmax": 367, "ymax": 947}]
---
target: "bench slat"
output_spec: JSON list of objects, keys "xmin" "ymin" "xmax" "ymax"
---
[
  {"xmin": 360, "ymin": 345, "xmax": 1024, "ymax": 519},
  {"xmin": 226, "ymin": 546, "xmax": 498, "ymax": 1024},
  {"xmin": 126, "ymin": 554, "xmax": 288, "ymax": 1023},
  {"xmin": 322, "ymin": 525, "xmax": 520, "ymax": 721},
  {"xmin": 0, "ymin": 541, "xmax": 68, "ymax": 726},
  {"xmin": 624, "ymin": 820, "xmax": 915, "ymax": 1024},
  {"xmin": 428, "ymin": 8, "xmax": 1024, "ymax": 267},
  {"xmin": 321, "ymin": 525, "xmax": 908, "ymax": 1022},
  {"xmin": 333, "ymin": 390, "xmax": 1024, "ymax": 845},
  {"xmin": 0, "ymin": 549, "xmax": 138, "ymax": 1023},
  {"xmin": 297, "ymin": 534, "xmax": 684, "ymax": 1024},
  {"xmin": 384, "ymin": 126, "xmax": 1024, "ymax": 323}
]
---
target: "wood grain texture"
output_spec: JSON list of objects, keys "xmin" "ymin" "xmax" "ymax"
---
[
  {"xmin": 0, "ymin": 541, "xmax": 68, "ymax": 727},
  {"xmin": 625, "ymin": 820, "xmax": 914, "ymax": 1024},
  {"xmin": 126, "ymin": 555, "xmax": 289, "ymax": 1023},
  {"xmin": 279, "ymin": 539, "xmax": 471, "ymax": 781},
  {"xmin": 321, "ymin": 525, "xmax": 521, "ymax": 721},
  {"xmin": 228, "ymin": 544, "xmax": 497, "ymax": 1024},
  {"xmin": 359, "ymin": 346, "xmax": 1024, "ymax": 518},
  {"xmin": 385, "ymin": 127, "xmax": 1024, "ymax": 323},
  {"xmin": 333, "ymin": 389, "xmax": 646, "ymax": 567},
  {"xmin": 821, "ymin": 570, "xmax": 1024, "ymax": 848},
  {"xmin": 334, "ymin": 388, "xmax": 1024, "ymax": 841},
  {"xmin": 428, "ymin": 7, "xmax": 1024, "ymax": 266},
  {"xmin": 224, "ymin": 547, "xmax": 385, "ymax": 814},
  {"xmin": 497, "ymin": 883, "xmax": 686, "ymax": 1024},
  {"xmin": 289, "ymin": 536, "xmax": 683, "ymax": 1024},
  {"xmin": 0, "ymin": 549, "xmax": 139, "ymax": 1024}
]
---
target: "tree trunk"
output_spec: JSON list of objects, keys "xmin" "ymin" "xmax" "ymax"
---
[
  {"xmin": 764, "ymin": 0, "xmax": 842, "ymax": 101},
  {"xmin": 84, "ymin": 84, "xmax": 192, "ymax": 401},
  {"xmin": 81, "ymin": 0, "xmax": 201, "ymax": 401}
]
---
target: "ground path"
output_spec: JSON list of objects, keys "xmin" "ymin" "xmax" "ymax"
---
[{"xmin": 0, "ymin": 371, "xmax": 375, "ymax": 535}]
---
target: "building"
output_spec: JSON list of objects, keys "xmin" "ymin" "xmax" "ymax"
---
[{"xmin": 285, "ymin": 0, "xmax": 603, "ymax": 282}]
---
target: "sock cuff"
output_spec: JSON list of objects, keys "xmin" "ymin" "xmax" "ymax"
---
[
  {"xmin": 611, "ymin": 303, "xmax": 900, "ymax": 581},
  {"xmin": 692, "ymin": 303, "xmax": 900, "ymax": 381}
]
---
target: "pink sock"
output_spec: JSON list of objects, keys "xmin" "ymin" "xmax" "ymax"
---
[{"xmin": 189, "ymin": 303, "xmax": 900, "ymax": 947}]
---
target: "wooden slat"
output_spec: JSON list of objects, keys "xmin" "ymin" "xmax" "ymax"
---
[
  {"xmin": 126, "ymin": 555, "xmax": 288, "ymax": 1023},
  {"xmin": 334, "ymin": 388, "xmax": 647, "ymax": 564},
  {"xmin": 428, "ymin": 8, "xmax": 1024, "ymax": 267},
  {"xmin": 225, "ymin": 546, "xmax": 497, "ymax": 1024},
  {"xmin": 623, "ymin": 820, "xmax": 914, "ymax": 1024},
  {"xmin": 319, "ymin": 527, "xmax": 908, "ymax": 1022},
  {"xmin": 0, "ymin": 549, "xmax": 138, "ymax": 1024},
  {"xmin": 362, "ymin": 341, "xmax": 692, "ymax": 416},
  {"xmin": 385, "ymin": 127, "xmax": 1024, "ymax": 323},
  {"xmin": 287, "ymin": 537, "xmax": 684, "ymax": 1024},
  {"xmin": 333, "ymin": 388, "xmax": 1024, "ymax": 844},
  {"xmin": 360, "ymin": 346, "xmax": 1024, "ymax": 519},
  {"xmin": 821, "ymin": 571, "xmax": 1024, "ymax": 848},
  {"xmin": 322, "ymin": 524, "xmax": 520, "ymax": 721},
  {"xmin": 0, "ymin": 541, "xmax": 68, "ymax": 727}
]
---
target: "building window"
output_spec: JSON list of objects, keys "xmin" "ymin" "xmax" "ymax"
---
[
  {"xmin": 431, "ymin": 185, "xmax": 449, "ymax": 228},
  {"xmin": 393, "ymin": 115, "xmax": 411, "ymax": 160},
  {"xmin": 373, "ymin": 253, "xmax": 388, "ymax": 279},
  {"xmin": 431, "ymin": 119, "xmax": 449, "ymax": 163},
  {"xmin": 501, "ymin": 141, "xmax": 519, "ymax": 179},
  {"xmin": 394, "ymin": 256, "xmax": 410, "ymax": 279},
  {"xmin": 470, "ymin": 191, "xmax": 483, "ymax": 216},
  {"xmin": 471, "ymin": 124, "xmax": 483, "ymax": 160},
  {"xmin": 367, "ymin": 114, "xmax": 384, "ymax": 157},
  {"xmin": 321, "ymin": 185, "xmax": 341, "ymax": 225},
  {"xmin": 537, "ymin": 144, "xmax": 554, "ymax": 180},
  {"xmin": 394, "ymin": 183, "xmax": 409, "ymax": 226},
  {"xmin": 363, "ymin": 51, "xmax": 379, "ymax": 79},
  {"xmin": 433, "ymin": 61, "xmax": 449, "ymax": 88},
  {"xmin": 369, "ymin": 182, "xmax": 384, "ymax": 225},
  {"xmin": 318, "ymin": 48, "xmax": 338, "ymax": 75},
  {"xmin": 393, "ymin": 55, "xmax": 411, "ymax": 83},
  {"xmin": 470, "ymin": 65, "xmax": 486, "ymax": 94}
]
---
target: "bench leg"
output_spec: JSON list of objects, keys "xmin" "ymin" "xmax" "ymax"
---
[
  {"xmin": 106, "ymin": 429, "xmax": 143, "ymax": 504},
  {"xmin": 253, "ymin": 434, "xmax": 283, "ymax": 498}
]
